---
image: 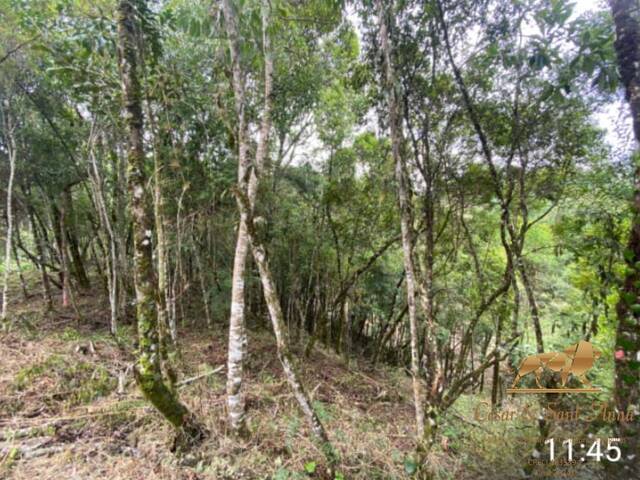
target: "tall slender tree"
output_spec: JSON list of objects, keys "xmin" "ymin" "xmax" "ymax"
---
[
  {"xmin": 376, "ymin": 0, "xmax": 426, "ymax": 443},
  {"xmin": 0, "ymin": 95, "xmax": 17, "ymax": 329},
  {"xmin": 117, "ymin": 0, "xmax": 204, "ymax": 444},
  {"xmin": 609, "ymin": 0, "xmax": 640, "ymax": 474},
  {"xmin": 221, "ymin": 0, "xmax": 252, "ymax": 437}
]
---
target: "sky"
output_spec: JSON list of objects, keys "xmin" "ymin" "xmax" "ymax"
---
[{"xmin": 572, "ymin": 0, "xmax": 634, "ymax": 156}]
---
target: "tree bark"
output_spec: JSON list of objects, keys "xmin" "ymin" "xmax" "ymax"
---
[
  {"xmin": 117, "ymin": 0, "xmax": 204, "ymax": 444},
  {"xmin": 58, "ymin": 197, "xmax": 82, "ymax": 322},
  {"xmin": 222, "ymin": 0, "xmax": 275, "ymax": 436},
  {"xmin": 221, "ymin": 0, "xmax": 252, "ymax": 436},
  {"xmin": 235, "ymin": 187, "xmax": 338, "ymax": 466},
  {"xmin": 62, "ymin": 188, "xmax": 90, "ymax": 290},
  {"xmin": 152, "ymin": 120, "xmax": 178, "ymax": 388},
  {"xmin": 0, "ymin": 103, "xmax": 16, "ymax": 328},
  {"xmin": 25, "ymin": 196, "xmax": 52, "ymax": 310},
  {"xmin": 88, "ymin": 135, "xmax": 119, "ymax": 334},
  {"xmin": 226, "ymin": 0, "xmax": 337, "ymax": 464},
  {"xmin": 609, "ymin": 0, "xmax": 640, "ymax": 474},
  {"xmin": 377, "ymin": 0, "xmax": 426, "ymax": 442},
  {"xmin": 11, "ymin": 223, "xmax": 28, "ymax": 300}
]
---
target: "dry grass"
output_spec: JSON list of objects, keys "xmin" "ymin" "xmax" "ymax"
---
[
  {"xmin": 0, "ymin": 276, "xmax": 610, "ymax": 479},
  {"xmin": 0, "ymin": 279, "xmax": 423, "ymax": 480}
]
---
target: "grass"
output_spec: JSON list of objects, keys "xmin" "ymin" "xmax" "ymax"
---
[{"xmin": 0, "ymin": 273, "xmax": 615, "ymax": 479}]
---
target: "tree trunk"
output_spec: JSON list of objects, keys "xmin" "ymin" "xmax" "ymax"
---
[
  {"xmin": 11, "ymin": 223, "xmax": 28, "ymax": 300},
  {"xmin": 491, "ymin": 309, "xmax": 505, "ymax": 411},
  {"xmin": 517, "ymin": 261, "xmax": 544, "ymax": 354},
  {"xmin": 194, "ymin": 245, "xmax": 212, "ymax": 328},
  {"xmin": 62, "ymin": 187, "xmax": 90, "ymax": 290},
  {"xmin": 224, "ymin": 0, "xmax": 337, "ymax": 464},
  {"xmin": 152, "ymin": 121, "xmax": 177, "ymax": 388},
  {"xmin": 89, "ymin": 140, "xmax": 119, "ymax": 334},
  {"xmin": 26, "ymin": 198, "xmax": 52, "ymax": 310},
  {"xmin": 0, "ymin": 108, "xmax": 16, "ymax": 328},
  {"xmin": 58, "ymin": 197, "xmax": 82, "ymax": 322},
  {"xmin": 117, "ymin": 0, "xmax": 204, "ymax": 444},
  {"xmin": 609, "ymin": 0, "xmax": 640, "ymax": 474},
  {"xmin": 235, "ymin": 187, "xmax": 338, "ymax": 466},
  {"xmin": 377, "ymin": 0, "xmax": 426, "ymax": 442},
  {"xmin": 221, "ymin": 0, "xmax": 273, "ymax": 436}
]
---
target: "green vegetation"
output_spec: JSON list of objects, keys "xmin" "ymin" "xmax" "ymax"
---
[{"xmin": 1, "ymin": 0, "xmax": 639, "ymax": 478}]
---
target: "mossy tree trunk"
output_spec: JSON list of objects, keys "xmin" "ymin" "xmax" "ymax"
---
[
  {"xmin": 117, "ymin": 0, "xmax": 204, "ymax": 444},
  {"xmin": 609, "ymin": 0, "xmax": 640, "ymax": 474}
]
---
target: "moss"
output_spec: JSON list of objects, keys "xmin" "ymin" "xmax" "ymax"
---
[
  {"xmin": 13, "ymin": 354, "xmax": 66, "ymax": 390},
  {"xmin": 59, "ymin": 327, "xmax": 81, "ymax": 341},
  {"xmin": 12, "ymin": 354, "xmax": 116, "ymax": 406}
]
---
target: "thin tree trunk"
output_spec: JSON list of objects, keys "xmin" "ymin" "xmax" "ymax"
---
[
  {"xmin": 117, "ymin": 0, "xmax": 204, "ymax": 444},
  {"xmin": 58, "ymin": 198, "xmax": 82, "ymax": 322},
  {"xmin": 224, "ymin": 0, "xmax": 337, "ymax": 464},
  {"xmin": 89, "ymin": 136, "xmax": 119, "ymax": 334},
  {"xmin": 491, "ymin": 309, "xmax": 505, "ymax": 411},
  {"xmin": 377, "ymin": 0, "xmax": 426, "ymax": 441},
  {"xmin": 26, "ymin": 199, "xmax": 52, "ymax": 310},
  {"xmin": 221, "ymin": 0, "xmax": 267, "ymax": 436},
  {"xmin": 11, "ymin": 224, "xmax": 28, "ymax": 300},
  {"xmin": 62, "ymin": 188, "xmax": 90, "ymax": 290},
  {"xmin": 341, "ymin": 296, "xmax": 350, "ymax": 362},
  {"xmin": 151, "ymin": 117, "xmax": 178, "ymax": 387},
  {"xmin": 517, "ymin": 261, "xmax": 544, "ymax": 354},
  {"xmin": 194, "ymin": 244, "xmax": 212, "ymax": 328},
  {"xmin": 0, "ymin": 108, "xmax": 16, "ymax": 327},
  {"xmin": 609, "ymin": 0, "xmax": 640, "ymax": 474},
  {"xmin": 235, "ymin": 186, "xmax": 338, "ymax": 465},
  {"xmin": 172, "ymin": 185, "xmax": 188, "ymax": 335}
]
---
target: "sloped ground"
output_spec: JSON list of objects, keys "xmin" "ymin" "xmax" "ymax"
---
[
  {"xmin": 0, "ymin": 278, "xmax": 422, "ymax": 480},
  {"xmin": 0, "ymin": 277, "xmax": 609, "ymax": 479}
]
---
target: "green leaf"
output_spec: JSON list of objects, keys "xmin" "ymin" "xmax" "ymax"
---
[
  {"xmin": 404, "ymin": 457, "xmax": 418, "ymax": 475},
  {"xmin": 304, "ymin": 461, "xmax": 317, "ymax": 474},
  {"xmin": 623, "ymin": 373, "xmax": 636, "ymax": 385},
  {"xmin": 274, "ymin": 468, "xmax": 290, "ymax": 480},
  {"xmin": 622, "ymin": 292, "xmax": 637, "ymax": 305}
]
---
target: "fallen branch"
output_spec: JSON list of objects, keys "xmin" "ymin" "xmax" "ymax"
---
[
  {"xmin": 177, "ymin": 365, "xmax": 224, "ymax": 388},
  {"xmin": 0, "ymin": 426, "xmax": 45, "ymax": 441},
  {"xmin": 449, "ymin": 410, "xmax": 491, "ymax": 432},
  {"xmin": 20, "ymin": 445, "xmax": 65, "ymax": 459}
]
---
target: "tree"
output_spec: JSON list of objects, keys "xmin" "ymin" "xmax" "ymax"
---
[
  {"xmin": 0, "ymin": 93, "xmax": 17, "ymax": 329},
  {"xmin": 116, "ymin": 0, "xmax": 205, "ymax": 445},
  {"xmin": 609, "ymin": 0, "xmax": 640, "ymax": 474},
  {"xmin": 376, "ymin": 0, "xmax": 426, "ymax": 443}
]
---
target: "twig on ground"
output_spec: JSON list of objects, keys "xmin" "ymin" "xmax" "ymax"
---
[{"xmin": 177, "ymin": 365, "xmax": 224, "ymax": 388}]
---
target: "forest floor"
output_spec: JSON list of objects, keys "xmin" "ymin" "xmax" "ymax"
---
[{"xmin": 0, "ymin": 276, "xmax": 610, "ymax": 480}]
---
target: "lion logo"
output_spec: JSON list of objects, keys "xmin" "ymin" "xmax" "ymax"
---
[{"xmin": 510, "ymin": 340, "xmax": 601, "ymax": 392}]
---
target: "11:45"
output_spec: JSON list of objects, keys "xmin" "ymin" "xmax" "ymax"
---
[{"xmin": 544, "ymin": 438, "xmax": 622, "ymax": 462}]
